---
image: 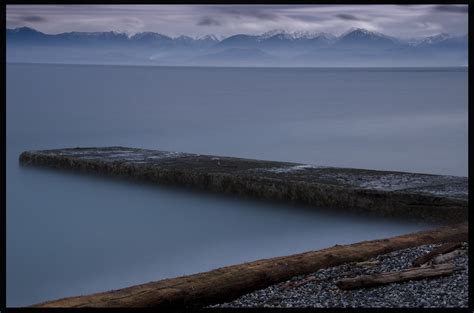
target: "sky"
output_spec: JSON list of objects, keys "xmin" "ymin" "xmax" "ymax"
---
[{"xmin": 6, "ymin": 5, "xmax": 469, "ymax": 39}]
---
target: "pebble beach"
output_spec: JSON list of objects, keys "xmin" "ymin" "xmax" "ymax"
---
[{"xmin": 211, "ymin": 242, "xmax": 468, "ymax": 308}]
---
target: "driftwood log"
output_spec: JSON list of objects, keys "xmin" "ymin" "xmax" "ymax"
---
[
  {"xmin": 412, "ymin": 242, "xmax": 463, "ymax": 267},
  {"xmin": 335, "ymin": 263, "xmax": 457, "ymax": 290},
  {"xmin": 30, "ymin": 223, "xmax": 467, "ymax": 308},
  {"xmin": 280, "ymin": 275, "xmax": 320, "ymax": 290},
  {"xmin": 432, "ymin": 249, "xmax": 465, "ymax": 265},
  {"xmin": 280, "ymin": 259, "xmax": 380, "ymax": 291},
  {"xmin": 353, "ymin": 260, "xmax": 380, "ymax": 267}
]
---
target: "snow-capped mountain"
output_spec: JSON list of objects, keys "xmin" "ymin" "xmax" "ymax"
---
[
  {"xmin": 215, "ymin": 29, "xmax": 335, "ymax": 54},
  {"xmin": 196, "ymin": 34, "xmax": 219, "ymax": 42},
  {"xmin": 334, "ymin": 28, "xmax": 401, "ymax": 48},
  {"xmin": 6, "ymin": 27, "xmax": 468, "ymax": 67},
  {"xmin": 130, "ymin": 32, "xmax": 172, "ymax": 42},
  {"xmin": 407, "ymin": 33, "xmax": 453, "ymax": 46},
  {"xmin": 7, "ymin": 26, "xmax": 45, "ymax": 37},
  {"xmin": 258, "ymin": 29, "xmax": 335, "ymax": 41},
  {"xmin": 259, "ymin": 29, "xmax": 288, "ymax": 40},
  {"xmin": 339, "ymin": 28, "xmax": 392, "ymax": 39},
  {"xmin": 418, "ymin": 33, "xmax": 451, "ymax": 45},
  {"xmin": 292, "ymin": 30, "xmax": 336, "ymax": 40}
]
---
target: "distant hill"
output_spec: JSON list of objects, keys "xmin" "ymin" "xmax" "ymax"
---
[
  {"xmin": 6, "ymin": 27, "xmax": 468, "ymax": 67},
  {"xmin": 332, "ymin": 28, "xmax": 400, "ymax": 51},
  {"xmin": 188, "ymin": 48, "xmax": 277, "ymax": 66}
]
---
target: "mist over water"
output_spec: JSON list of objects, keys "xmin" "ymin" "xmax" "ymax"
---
[{"xmin": 6, "ymin": 63, "xmax": 466, "ymax": 306}]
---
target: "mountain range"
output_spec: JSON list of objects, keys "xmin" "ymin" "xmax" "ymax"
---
[{"xmin": 6, "ymin": 27, "xmax": 468, "ymax": 67}]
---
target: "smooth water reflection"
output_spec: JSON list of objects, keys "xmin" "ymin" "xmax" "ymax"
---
[{"xmin": 7, "ymin": 64, "xmax": 464, "ymax": 306}]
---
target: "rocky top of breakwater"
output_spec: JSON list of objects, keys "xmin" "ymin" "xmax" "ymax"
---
[{"xmin": 20, "ymin": 146, "xmax": 468, "ymax": 200}]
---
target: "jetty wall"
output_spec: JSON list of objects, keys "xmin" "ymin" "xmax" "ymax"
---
[{"xmin": 19, "ymin": 147, "xmax": 468, "ymax": 223}]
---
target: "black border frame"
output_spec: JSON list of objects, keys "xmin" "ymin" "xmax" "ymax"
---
[{"xmin": 3, "ymin": 1, "xmax": 471, "ymax": 312}]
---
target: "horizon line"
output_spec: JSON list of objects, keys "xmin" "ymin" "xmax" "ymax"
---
[{"xmin": 6, "ymin": 61, "xmax": 469, "ymax": 70}]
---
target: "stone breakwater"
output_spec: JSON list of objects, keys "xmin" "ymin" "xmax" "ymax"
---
[{"xmin": 19, "ymin": 146, "xmax": 467, "ymax": 223}]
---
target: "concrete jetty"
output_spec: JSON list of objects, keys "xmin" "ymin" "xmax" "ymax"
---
[{"xmin": 19, "ymin": 146, "xmax": 467, "ymax": 222}]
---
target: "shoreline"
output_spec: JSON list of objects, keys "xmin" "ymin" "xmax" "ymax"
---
[
  {"xmin": 212, "ymin": 242, "xmax": 468, "ymax": 308},
  {"xmin": 31, "ymin": 223, "xmax": 467, "ymax": 308}
]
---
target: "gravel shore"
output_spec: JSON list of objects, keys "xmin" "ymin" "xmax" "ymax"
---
[{"xmin": 211, "ymin": 242, "xmax": 468, "ymax": 308}]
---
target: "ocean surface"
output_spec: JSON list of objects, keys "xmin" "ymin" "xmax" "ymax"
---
[{"xmin": 6, "ymin": 63, "xmax": 467, "ymax": 306}]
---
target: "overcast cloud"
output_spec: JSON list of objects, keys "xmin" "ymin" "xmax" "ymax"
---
[{"xmin": 6, "ymin": 5, "xmax": 468, "ymax": 39}]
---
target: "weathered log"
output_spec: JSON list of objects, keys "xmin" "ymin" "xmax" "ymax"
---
[
  {"xmin": 30, "ymin": 223, "xmax": 467, "ymax": 308},
  {"xmin": 432, "ymin": 249, "xmax": 465, "ymax": 265},
  {"xmin": 280, "ymin": 275, "xmax": 319, "ymax": 290},
  {"xmin": 335, "ymin": 263, "xmax": 456, "ymax": 290},
  {"xmin": 353, "ymin": 260, "xmax": 380, "ymax": 267},
  {"xmin": 280, "ymin": 263, "xmax": 383, "ymax": 290},
  {"xmin": 412, "ymin": 242, "xmax": 463, "ymax": 267}
]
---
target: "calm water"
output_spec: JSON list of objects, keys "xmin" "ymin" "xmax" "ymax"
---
[{"xmin": 6, "ymin": 63, "xmax": 466, "ymax": 306}]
